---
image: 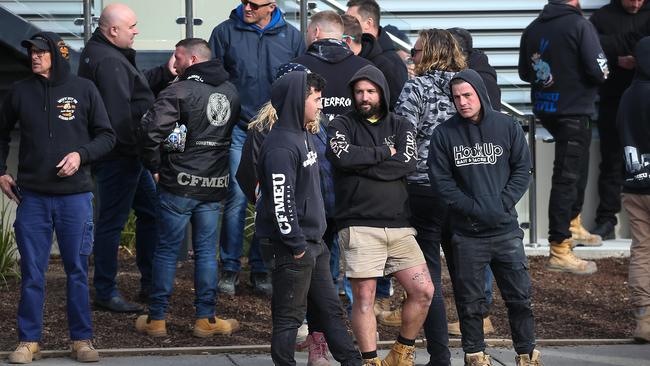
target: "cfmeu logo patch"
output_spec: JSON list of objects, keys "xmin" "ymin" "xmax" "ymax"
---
[{"xmin": 56, "ymin": 97, "xmax": 78, "ymax": 121}]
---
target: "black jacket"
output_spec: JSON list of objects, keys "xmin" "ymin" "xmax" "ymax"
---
[
  {"xmin": 0, "ymin": 32, "xmax": 115, "ymax": 194},
  {"xmin": 428, "ymin": 69, "xmax": 531, "ymax": 238},
  {"xmin": 359, "ymin": 33, "xmax": 407, "ymax": 110},
  {"xmin": 519, "ymin": 3, "xmax": 608, "ymax": 117},
  {"xmin": 292, "ymin": 39, "xmax": 372, "ymax": 120},
  {"xmin": 138, "ymin": 60, "xmax": 240, "ymax": 202},
  {"xmin": 468, "ymin": 50, "xmax": 501, "ymax": 111},
  {"xmin": 327, "ymin": 65, "xmax": 417, "ymax": 229},
  {"xmin": 590, "ymin": 0, "xmax": 650, "ymax": 98},
  {"xmin": 255, "ymin": 72, "xmax": 326, "ymax": 255},
  {"xmin": 78, "ymin": 29, "xmax": 173, "ymax": 157},
  {"xmin": 618, "ymin": 37, "xmax": 650, "ymax": 195}
]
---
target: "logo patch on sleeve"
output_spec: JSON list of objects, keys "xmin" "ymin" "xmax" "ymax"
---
[{"xmin": 56, "ymin": 97, "xmax": 78, "ymax": 121}]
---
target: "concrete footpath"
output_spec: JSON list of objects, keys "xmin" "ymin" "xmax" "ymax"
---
[{"xmin": 2, "ymin": 344, "xmax": 649, "ymax": 366}]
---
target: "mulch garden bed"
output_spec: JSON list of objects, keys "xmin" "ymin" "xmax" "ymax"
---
[{"xmin": 0, "ymin": 251, "xmax": 633, "ymax": 351}]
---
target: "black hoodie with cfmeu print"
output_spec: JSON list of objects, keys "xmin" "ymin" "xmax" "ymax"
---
[
  {"xmin": 0, "ymin": 32, "xmax": 115, "ymax": 195},
  {"xmin": 428, "ymin": 69, "xmax": 531, "ymax": 238},
  {"xmin": 618, "ymin": 37, "xmax": 650, "ymax": 195},
  {"xmin": 255, "ymin": 72, "xmax": 326, "ymax": 256},
  {"xmin": 327, "ymin": 65, "xmax": 417, "ymax": 230}
]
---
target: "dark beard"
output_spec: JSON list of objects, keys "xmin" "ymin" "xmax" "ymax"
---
[{"xmin": 357, "ymin": 102, "xmax": 382, "ymax": 119}]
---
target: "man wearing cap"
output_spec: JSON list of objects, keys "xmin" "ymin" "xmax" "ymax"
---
[{"xmin": 0, "ymin": 32, "xmax": 115, "ymax": 363}]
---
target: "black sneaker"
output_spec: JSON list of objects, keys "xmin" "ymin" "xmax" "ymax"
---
[
  {"xmin": 251, "ymin": 272, "xmax": 272, "ymax": 297},
  {"xmin": 218, "ymin": 271, "xmax": 239, "ymax": 295},
  {"xmin": 592, "ymin": 221, "xmax": 615, "ymax": 240}
]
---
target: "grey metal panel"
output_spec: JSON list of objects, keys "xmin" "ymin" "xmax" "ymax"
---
[
  {"xmin": 0, "ymin": 1, "xmax": 82, "ymax": 15},
  {"xmin": 378, "ymin": 0, "xmax": 609, "ymax": 12}
]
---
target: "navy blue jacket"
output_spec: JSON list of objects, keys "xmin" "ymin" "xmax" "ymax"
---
[
  {"xmin": 428, "ymin": 69, "xmax": 531, "ymax": 238},
  {"xmin": 518, "ymin": 3, "xmax": 608, "ymax": 117},
  {"xmin": 209, "ymin": 6, "xmax": 305, "ymax": 129},
  {"xmin": 256, "ymin": 72, "xmax": 326, "ymax": 255}
]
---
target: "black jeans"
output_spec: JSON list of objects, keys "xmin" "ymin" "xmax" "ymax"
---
[
  {"xmin": 452, "ymin": 229, "xmax": 535, "ymax": 355},
  {"xmin": 269, "ymin": 239, "xmax": 361, "ymax": 366},
  {"xmin": 408, "ymin": 186, "xmax": 454, "ymax": 366},
  {"xmin": 596, "ymin": 99, "xmax": 623, "ymax": 226},
  {"xmin": 541, "ymin": 116, "xmax": 592, "ymax": 243}
]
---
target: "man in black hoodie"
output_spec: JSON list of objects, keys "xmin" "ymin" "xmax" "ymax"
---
[
  {"xmin": 133, "ymin": 38, "xmax": 241, "ymax": 339},
  {"xmin": 256, "ymin": 71, "xmax": 361, "ymax": 366},
  {"xmin": 0, "ymin": 32, "xmax": 115, "ymax": 363},
  {"xmin": 346, "ymin": 0, "xmax": 408, "ymax": 110},
  {"xmin": 327, "ymin": 65, "xmax": 433, "ymax": 366},
  {"xmin": 428, "ymin": 69, "xmax": 539, "ymax": 366},
  {"xmin": 589, "ymin": 0, "xmax": 650, "ymax": 240},
  {"xmin": 519, "ymin": 0, "xmax": 608, "ymax": 274},
  {"xmin": 78, "ymin": 3, "xmax": 174, "ymax": 313},
  {"xmin": 618, "ymin": 36, "xmax": 650, "ymax": 344}
]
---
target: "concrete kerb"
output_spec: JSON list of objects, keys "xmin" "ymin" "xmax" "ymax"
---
[{"xmin": 0, "ymin": 338, "xmax": 636, "ymax": 359}]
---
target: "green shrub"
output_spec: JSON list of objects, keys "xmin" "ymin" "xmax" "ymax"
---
[
  {"xmin": 0, "ymin": 198, "xmax": 19, "ymax": 285},
  {"xmin": 119, "ymin": 210, "xmax": 137, "ymax": 255}
]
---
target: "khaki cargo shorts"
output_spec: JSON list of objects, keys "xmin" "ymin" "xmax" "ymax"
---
[{"xmin": 338, "ymin": 226, "xmax": 425, "ymax": 278}]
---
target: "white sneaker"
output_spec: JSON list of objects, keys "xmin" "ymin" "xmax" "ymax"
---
[{"xmin": 296, "ymin": 323, "xmax": 309, "ymax": 344}]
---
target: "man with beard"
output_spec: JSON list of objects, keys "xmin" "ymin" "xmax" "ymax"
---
[
  {"xmin": 589, "ymin": 0, "xmax": 650, "ymax": 240},
  {"xmin": 519, "ymin": 0, "xmax": 608, "ymax": 274},
  {"xmin": 327, "ymin": 65, "xmax": 433, "ymax": 366},
  {"xmin": 134, "ymin": 38, "xmax": 241, "ymax": 339},
  {"xmin": 256, "ymin": 71, "xmax": 362, "ymax": 366}
]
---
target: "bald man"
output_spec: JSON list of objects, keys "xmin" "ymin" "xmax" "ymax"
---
[{"xmin": 78, "ymin": 3, "xmax": 174, "ymax": 313}]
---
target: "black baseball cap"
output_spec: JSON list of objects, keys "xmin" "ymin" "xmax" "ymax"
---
[{"xmin": 21, "ymin": 36, "xmax": 49, "ymax": 51}]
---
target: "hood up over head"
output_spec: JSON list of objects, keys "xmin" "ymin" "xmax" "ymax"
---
[
  {"xmin": 21, "ymin": 31, "xmax": 71, "ymax": 85},
  {"xmin": 271, "ymin": 71, "xmax": 308, "ymax": 131},
  {"xmin": 449, "ymin": 68, "xmax": 495, "ymax": 123},
  {"xmin": 348, "ymin": 64, "xmax": 390, "ymax": 118}
]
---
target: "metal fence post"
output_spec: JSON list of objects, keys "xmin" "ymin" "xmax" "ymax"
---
[
  {"xmin": 185, "ymin": 0, "xmax": 193, "ymax": 38},
  {"xmin": 83, "ymin": 0, "xmax": 92, "ymax": 43},
  {"xmin": 528, "ymin": 115, "xmax": 539, "ymax": 247},
  {"xmin": 300, "ymin": 0, "xmax": 308, "ymax": 36}
]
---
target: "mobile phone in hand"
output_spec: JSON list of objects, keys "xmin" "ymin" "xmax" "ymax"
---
[{"xmin": 11, "ymin": 185, "xmax": 22, "ymax": 201}]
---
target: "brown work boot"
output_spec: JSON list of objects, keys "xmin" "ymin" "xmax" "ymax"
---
[
  {"xmin": 447, "ymin": 317, "xmax": 494, "ymax": 336},
  {"xmin": 374, "ymin": 297, "xmax": 391, "ymax": 317},
  {"xmin": 633, "ymin": 306, "xmax": 650, "ymax": 343},
  {"xmin": 8, "ymin": 342, "xmax": 41, "ymax": 364},
  {"xmin": 381, "ymin": 341, "xmax": 415, "ymax": 366},
  {"xmin": 569, "ymin": 215, "xmax": 602, "ymax": 247},
  {"xmin": 546, "ymin": 239, "xmax": 597, "ymax": 274},
  {"xmin": 464, "ymin": 351, "xmax": 492, "ymax": 366},
  {"xmin": 135, "ymin": 315, "xmax": 167, "ymax": 337},
  {"xmin": 193, "ymin": 316, "xmax": 240, "ymax": 337},
  {"xmin": 71, "ymin": 340, "xmax": 99, "ymax": 362},
  {"xmin": 515, "ymin": 349, "xmax": 543, "ymax": 366},
  {"xmin": 363, "ymin": 357, "xmax": 382, "ymax": 366},
  {"xmin": 378, "ymin": 306, "xmax": 402, "ymax": 327}
]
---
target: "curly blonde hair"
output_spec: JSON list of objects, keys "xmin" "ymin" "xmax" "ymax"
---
[
  {"xmin": 414, "ymin": 29, "xmax": 467, "ymax": 76},
  {"xmin": 248, "ymin": 101, "xmax": 320, "ymax": 134}
]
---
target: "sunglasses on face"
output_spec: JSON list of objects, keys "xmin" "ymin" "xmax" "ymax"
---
[
  {"xmin": 241, "ymin": 0, "xmax": 274, "ymax": 11},
  {"xmin": 410, "ymin": 48, "xmax": 422, "ymax": 58}
]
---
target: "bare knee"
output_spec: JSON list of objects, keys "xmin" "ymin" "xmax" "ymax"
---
[
  {"xmin": 405, "ymin": 271, "xmax": 434, "ymax": 308},
  {"xmin": 352, "ymin": 282, "xmax": 376, "ymax": 315}
]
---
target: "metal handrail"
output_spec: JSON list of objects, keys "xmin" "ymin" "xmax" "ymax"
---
[{"xmin": 501, "ymin": 102, "xmax": 539, "ymax": 247}]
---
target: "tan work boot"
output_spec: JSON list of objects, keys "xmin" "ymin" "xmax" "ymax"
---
[
  {"xmin": 135, "ymin": 315, "xmax": 167, "ymax": 337},
  {"xmin": 374, "ymin": 297, "xmax": 391, "ymax": 317},
  {"xmin": 381, "ymin": 341, "xmax": 415, "ymax": 366},
  {"xmin": 633, "ymin": 306, "xmax": 650, "ymax": 343},
  {"xmin": 569, "ymin": 215, "xmax": 602, "ymax": 247},
  {"xmin": 515, "ymin": 349, "xmax": 543, "ymax": 366},
  {"xmin": 71, "ymin": 340, "xmax": 99, "ymax": 362},
  {"xmin": 378, "ymin": 306, "xmax": 402, "ymax": 327},
  {"xmin": 193, "ymin": 316, "xmax": 240, "ymax": 337},
  {"xmin": 362, "ymin": 357, "xmax": 382, "ymax": 366},
  {"xmin": 464, "ymin": 351, "xmax": 492, "ymax": 366},
  {"xmin": 8, "ymin": 342, "xmax": 41, "ymax": 364},
  {"xmin": 448, "ymin": 317, "xmax": 494, "ymax": 336},
  {"xmin": 546, "ymin": 239, "xmax": 597, "ymax": 274}
]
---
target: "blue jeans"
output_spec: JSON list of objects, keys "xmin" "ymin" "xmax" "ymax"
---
[
  {"xmin": 15, "ymin": 190, "xmax": 94, "ymax": 341},
  {"xmin": 218, "ymin": 126, "xmax": 265, "ymax": 273},
  {"xmin": 452, "ymin": 229, "xmax": 535, "ymax": 355},
  {"xmin": 149, "ymin": 190, "xmax": 222, "ymax": 319},
  {"xmin": 92, "ymin": 157, "xmax": 160, "ymax": 300}
]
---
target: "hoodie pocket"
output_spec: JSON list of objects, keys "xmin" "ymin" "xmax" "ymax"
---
[{"xmin": 473, "ymin": 194, "xmax": 508, "ymax": 227}]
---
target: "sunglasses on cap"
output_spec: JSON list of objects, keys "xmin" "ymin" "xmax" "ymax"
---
[
  {"xmin": 241, "ymin": 0, "xmax": 274, "ymax": 11},
  {"xmin": 410, "ymin": 48, "xmax": 422, "ymax": 58}
]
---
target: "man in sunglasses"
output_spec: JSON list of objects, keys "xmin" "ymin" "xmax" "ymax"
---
[{"xmin": 209, "ymin": 0, "xmax": 305, "ymax": 298}]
